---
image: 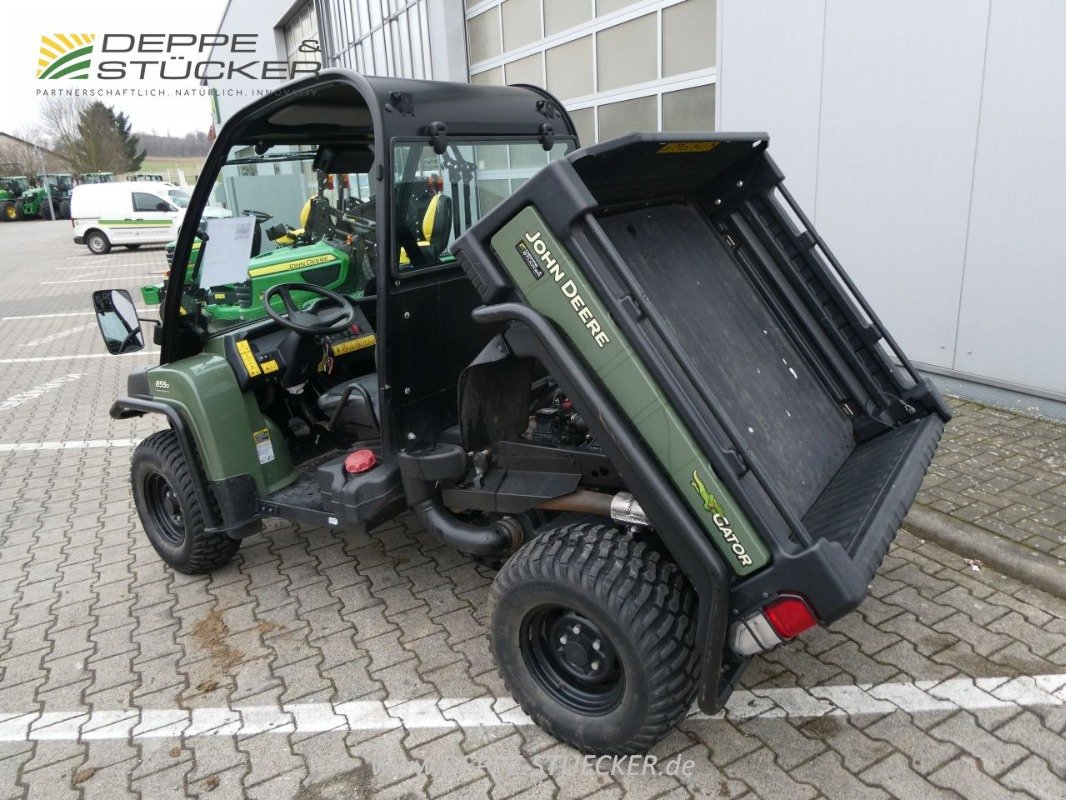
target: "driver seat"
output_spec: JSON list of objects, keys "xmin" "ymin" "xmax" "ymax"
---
[{"xmin": 318, "ymin": 373, "xmax": 380, "ymax": 439}]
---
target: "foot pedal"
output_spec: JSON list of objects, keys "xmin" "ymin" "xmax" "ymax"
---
[{"xmin": 288, "ymin": 417, "xmax": 311, "ymax": 437}]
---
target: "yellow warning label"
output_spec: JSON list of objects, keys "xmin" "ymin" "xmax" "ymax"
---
[
  {"xmin": 331, "ymin": 334, "xmax": 377, "ymax": 356},
  {"xmin": 235, "ymin": 339, "xmax": 261, "ymax": 377},
  {"xmin": 248, "ymin": 254, "xmax": 335, "ymax": 277},
  {"xmin": 657, "ymin": 141, "xmax": 719, "ymax": 154},
  {"xmin": 260, "ymin": 359, "xmax": 279, "ymax": 374},
  {"xmin": 214, "ymin": 292, "xmax": 227, "ymax": 300}
]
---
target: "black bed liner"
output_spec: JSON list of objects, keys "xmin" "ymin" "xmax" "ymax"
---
[{"xmin": 453, "ymin": 133, "xmax": 950, "ymax": 625}]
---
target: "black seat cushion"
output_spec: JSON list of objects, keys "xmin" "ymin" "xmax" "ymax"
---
[{"xmin": 318, "ymin": 373, "xmax": 380, "ymax": 437}]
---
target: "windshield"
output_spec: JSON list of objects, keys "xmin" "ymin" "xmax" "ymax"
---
[
  {"xmin": 172, "ymin": 143, "xmax": 377, "ymax": 337},
  {"xmin": 166, "ymin": 137, "xmax": 573, "ymax": 339},
  {"xmin": 392, "ymin": 139, "xmax": 572, "ymax": 273}
]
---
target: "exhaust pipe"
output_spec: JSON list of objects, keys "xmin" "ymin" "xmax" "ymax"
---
[{"xmin": 537, "ymin": 489, "xmax": 650, "ymax": 528}]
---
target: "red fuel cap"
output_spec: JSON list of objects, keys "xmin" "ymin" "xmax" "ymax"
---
[{"xmin": 345, "ymin": 449, "xmax": 377, "ymax": 474}]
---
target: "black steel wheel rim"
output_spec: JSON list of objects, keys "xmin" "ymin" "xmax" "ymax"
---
[
  {"xmin": 144, "ymin": 472, "xmax": 185, "ymax": 545},
  {"xmin": 520, "ymin": 605, "xmax": 624, "ymax": 715}
]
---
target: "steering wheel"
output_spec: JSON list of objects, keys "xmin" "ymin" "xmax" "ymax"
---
[
  {"xmin": 242, "ymin": 209, "xmax": 273, "ymax": 224},
  {"xmin": 262, "ymin": 283, "xmax": 356, "ymax": 335}
]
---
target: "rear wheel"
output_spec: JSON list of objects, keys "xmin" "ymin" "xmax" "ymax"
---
[
  {"xmin": 86, "ymin": 229, "xmax": 111, "ymax": 254},
  {"xmin": 59, "ymin": 199, "xmax": 71, "ymax": 219},
  {"xmin": 41, "ymin": 203, "xmax": 54, "ymax": 220},
  {"xmin": 490, "ymin": 523, "xmax": 699, "ymax": 754},
  {"xmin": 131, "ymin": 430, "xmax": 240, "ymax": 574}
]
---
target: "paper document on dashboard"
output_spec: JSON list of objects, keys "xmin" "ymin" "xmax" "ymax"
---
[{"xmin": 198, "ymin": 216, "xmax": 255, "ymax": 288}]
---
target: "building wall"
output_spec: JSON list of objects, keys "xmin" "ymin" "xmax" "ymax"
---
[
  {"xmin": 212, "ymin": 0, "xmax": 470, "ymax": 126},
  {"xmin": 209, "ymin": 0, "xmax": 294, "ymax": 124},
  {"xmin": 465, "ymin": 0, "xmax": 717, "ymax": 145},
  {"xmin": 315, "ymin": 0, "xmax": 467, "ymax": 79},
  {"xmin": 0, "ymin": 134, "xmax": 73, "ymax": 175},
  {"xmin": 719, "ymin": 0, "xmax": 1066, "ymax": 399}
]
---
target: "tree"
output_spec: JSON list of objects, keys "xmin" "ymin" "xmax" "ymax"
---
[
  {"xmin": 39, "ymin": 95, "xmax": 89, "ymax": 152},
  {"xmin": 66, "ymin": 102, "xmax": 147, "ymax": 174}
]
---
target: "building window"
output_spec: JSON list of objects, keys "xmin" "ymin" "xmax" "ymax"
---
[
  {"xmin": 467, "ymin": 0, "xmax": 718, "ymax": 144},
  {"xmin": 320, "ymin": 0, "xmax": 433, "ymax": 79},
  {"xmin": 283, "ymin": 1, "xmax": 319, "ymax": 67},
  {"xmin": 662, "ymin": 84, "xmax": 715, "ymax": 131}
]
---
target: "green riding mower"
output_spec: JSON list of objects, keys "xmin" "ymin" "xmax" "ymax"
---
[{"xmin": 93, "ymin": 70, "xmax": 949, "ymax": 755}]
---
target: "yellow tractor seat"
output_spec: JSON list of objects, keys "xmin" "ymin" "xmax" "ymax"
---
[
  {"xmin": 399, "ymin": 193, "xmax": 453, "ymax": 265},
  {"xmin": 268, "ymin": 198, "xmax": 313, "ymax": 245}
]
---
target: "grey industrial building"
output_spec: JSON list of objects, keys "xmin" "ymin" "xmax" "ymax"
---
[{"xmin": 210, "ymin": 0, "xmax": 1064, "ymax": 400}]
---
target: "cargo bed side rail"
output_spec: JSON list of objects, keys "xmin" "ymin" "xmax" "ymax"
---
[{"xmin": 766, "ymin": 160, "xmax": 950, "ymax": 421}]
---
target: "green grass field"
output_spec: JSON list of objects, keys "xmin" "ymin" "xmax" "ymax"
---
[{"xmin": 136, "ymin": 156, "xmax": 206, "ymax": 183}]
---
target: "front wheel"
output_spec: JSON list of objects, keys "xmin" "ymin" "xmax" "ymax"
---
[
  {"xmin": 86, "ymin": 229, "xmax": 111, "ymax": 254},
  {"xmin": 490, "ymin": 523, "xmax": 699, "ymax": 754},
  {"xmin": 2, "ymin": 202, "xmax": 18, "ymax": 221},
  {"xmin": 131, "ymin": 430, "xmax": 240, "ymax": 574}
]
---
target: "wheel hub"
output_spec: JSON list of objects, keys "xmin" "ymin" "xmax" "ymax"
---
[
  {"xmin": 161, "ymin": 487, "xmax": 182, "ymax": 525},
  {"xmin": 144, "ymin": 472, "xmax": 185, "ymax": 546},
  {"xmin": 520, "ymin": 605, "xmax": 624, "ymax": 714}
]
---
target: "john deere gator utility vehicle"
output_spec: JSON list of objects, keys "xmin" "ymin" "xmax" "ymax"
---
[{"xmin": 92, "ymin": 70, "xmax": 949, "ymax": 755}]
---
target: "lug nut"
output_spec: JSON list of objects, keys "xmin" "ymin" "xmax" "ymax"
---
[
  {"xmin": 592, "ymin": 640, "xmax": 601, "ymax": 651},
  {"xmin": 590, "ymin": 661, "xmax": 600, "ymax": 671},
  {"xmin": 559, "ymin": 635, "xmax": 567, "ymax": 644},
  {"xmin": 571, "ymin": 625, "xmax": 580, "ymax": 635}
]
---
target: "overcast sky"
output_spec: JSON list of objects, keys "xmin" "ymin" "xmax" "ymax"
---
[{"xmin": 4, "ymin": 0, "xmax": 229, "ymax": 140}]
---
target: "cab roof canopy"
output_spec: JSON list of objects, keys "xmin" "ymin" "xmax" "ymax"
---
[{"xmin": 228, "ymin": 69, "xmax": 577, "ymax": 147}]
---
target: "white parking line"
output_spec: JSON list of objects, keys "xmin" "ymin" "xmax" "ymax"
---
[
  {"xmin": 1, "ymin": 312, "xmax": 95, "ymax": 321},
  {"xmin": 1, "ymin": 311, "xmax": 154, "ymax": 322},
  {"xmin": 0, "ymin": 351, "xmax": 158, "ymax": 364},
  {"xmin": 0, "ymin": 374, "xmax": 83, "ymax": 410},
  {"xmin": 0, "ymin": 674, "xmax": 1061, "ymax": 742},
  {"xmin": 41, "ymin": 276, "xmax": 155, "ymax": 285},
  {"xmin": 19, "ymin": 323, "xmax": 96, "ymax": 347},
  {"xmin": 0, "ymin": 439, "xmax": 142, "ymax": 453}
]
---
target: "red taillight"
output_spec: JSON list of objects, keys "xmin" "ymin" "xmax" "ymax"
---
[{"xmin": 763, "ymin": 596, "xmax": 818, "ymax": 639}]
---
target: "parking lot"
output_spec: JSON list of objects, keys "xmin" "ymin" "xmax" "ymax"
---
[{"xmin": 0, "ymin": 220, "xmax": 1063, "ymax": 799}]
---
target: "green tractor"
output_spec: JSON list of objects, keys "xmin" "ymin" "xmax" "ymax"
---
[
  {"xmin": 80, "ymin": 171, "xmax": 114, "ymax": 184},
  {"xmin": 40, "ymin": 173, "xmax": 74, "ymax": 219},
  {"xmin": 143, "ymin": 156, "xmax": 383, "ymax": 327},
  {"xmin": 91, "ymin": 71, "xmax": 948, "ymax": 755},
  {"xmin": 0, "ymin": 176, "xmax": 30, "ymax": 222},
  {"xmin": 15, "ymin": 186, "xmax": 56, "ymax": 220}
]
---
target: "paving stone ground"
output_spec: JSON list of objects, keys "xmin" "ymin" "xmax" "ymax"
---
[
  {"xmin": 917, "ymin": 399, "xmax": 1066, "ymax": 562},
  {"xmin": 1, "ymin": 221, "xmax": 1064, "ymax": 799}
]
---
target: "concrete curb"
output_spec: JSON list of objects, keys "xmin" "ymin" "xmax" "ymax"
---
[{"xmin": 904, "ymin": 504, "xmax": 1066, "ymax": 600}]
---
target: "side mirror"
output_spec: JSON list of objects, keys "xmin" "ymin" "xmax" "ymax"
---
[
  {"xmin": 92, "ymin": 289, "xmax": 145, "ymax": 354},
  {"xmin": 156, "ymin": 201, "xmax": 173, "ymax": 212}
]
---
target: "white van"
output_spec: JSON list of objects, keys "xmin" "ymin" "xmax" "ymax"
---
[{"xmin": 71, "ymin": 182, "xmax": 228, "ymax": 254}]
